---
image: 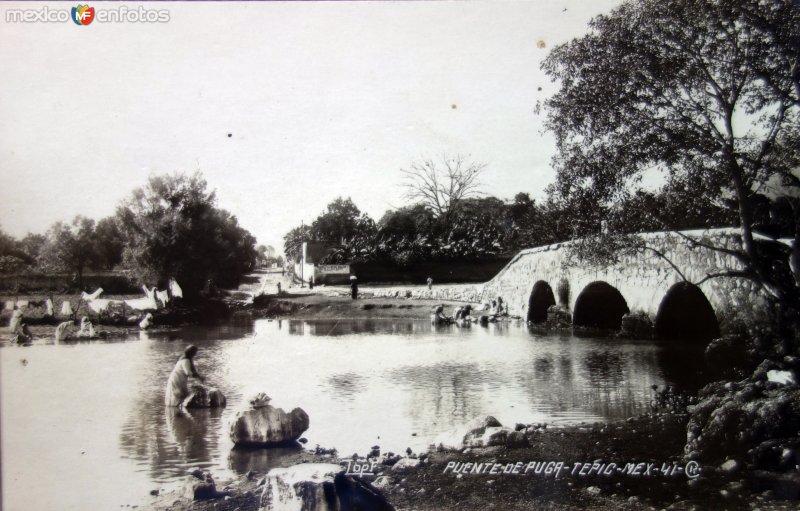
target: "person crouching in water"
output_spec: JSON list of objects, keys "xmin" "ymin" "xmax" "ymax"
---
[
  {"xmin": 165, "ymin": 345, "xmax": 206, "ymax": 407},
  {"xmin": 432, "ymin": 304, "xmax": 451, "ymax": 325}
]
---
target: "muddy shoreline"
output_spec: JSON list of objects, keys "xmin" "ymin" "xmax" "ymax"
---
[{"xmin": 144, "ymin": 413, "xmax": 798, "ymax": 511}]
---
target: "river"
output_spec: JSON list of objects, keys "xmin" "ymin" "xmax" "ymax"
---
[{"xmin": 0, "ymin": 317, "xmax": 699, "ymax": 510}]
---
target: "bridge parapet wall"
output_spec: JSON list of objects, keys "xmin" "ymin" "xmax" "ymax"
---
[{"xmin": 481, "ymin": 228, "xmax": 766, "ymax": 320}]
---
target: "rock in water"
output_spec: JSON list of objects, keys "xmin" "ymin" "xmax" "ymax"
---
[
  {"xmin": 183, "ymin": 384, "xmax": 227, "ymax": 409},
  {"xmin": 259, "ymin": 463, "xmax": 393, "ymax": 511},
  {"xmin": 461, "ymin": 415, "xmax": 513, "ymax": 448},
  {"xmin": 231, "ymin": 405, "xmax": 309, "ymax": 446}
]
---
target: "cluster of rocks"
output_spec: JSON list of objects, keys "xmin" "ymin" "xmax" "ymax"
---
[
  {"xmin": 435, "ymin": 415, "xmax": 549, "ymax": 451},
  {"xmin": 183, "ymin": 469, "xmax": 230, "ymax": 501},
  {"xmin": 685, "ymin": 357, "xmax": 800, "ymax": 471},
  {"xmin": 619, "ymin": 311, "xmax": 654, "ymax": 339},
  {"xmin": 546, "ymin": 305, "xmax": 572, "ymax": 328}
]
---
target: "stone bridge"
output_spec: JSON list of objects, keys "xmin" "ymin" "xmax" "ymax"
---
[
  {"xmin": 367, "ymin": 228, "xmax": 769, "ymax": 340},
  {"xmin": 480, "ymin": 228, "xmax": 766, "ymax": 339}
]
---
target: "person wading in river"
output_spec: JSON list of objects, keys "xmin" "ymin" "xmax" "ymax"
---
[{"xmin": 165, "ymin": 345, "xmax": 206, "ymax": 407}]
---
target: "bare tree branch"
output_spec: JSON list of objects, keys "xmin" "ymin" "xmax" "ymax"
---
[{"xmin": 400, "ymin": 155, "xmax": 486, "ymax": 220}]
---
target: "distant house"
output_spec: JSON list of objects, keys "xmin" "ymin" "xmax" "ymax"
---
[{"xmin": 293, "ymin": 242, "xmax": 351, "ymax": 285}]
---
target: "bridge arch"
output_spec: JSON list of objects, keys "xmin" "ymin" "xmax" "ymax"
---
[
  {"xmin": 528, "ymin": 280, "xmax": 556, "ymax": 324},
  {"xmin": 573, "ymin": 281, "xmax": 630, "ymax": 330},
  {"xmin": 655, "ymin": 282, "xmax": 719, "ymax": 342}
]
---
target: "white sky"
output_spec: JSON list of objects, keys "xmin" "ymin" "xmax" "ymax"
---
[{"xmin": 0, "ymin": 0, "xmax": 621, "ymax": 250}]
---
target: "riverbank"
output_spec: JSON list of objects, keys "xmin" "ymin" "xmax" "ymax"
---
[{"xmin": 143, "ymin": 413, "xmax": 798, "ymax": 511}]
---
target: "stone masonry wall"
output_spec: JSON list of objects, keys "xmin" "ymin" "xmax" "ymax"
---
[{"xmin": 481, "ymin": 228, "xmax": 768, "ymax": 320}]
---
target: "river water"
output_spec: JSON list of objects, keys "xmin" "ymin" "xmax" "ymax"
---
[{"xmin": 0, "ymin": 318, "xmax": 698, "ymax": 510}]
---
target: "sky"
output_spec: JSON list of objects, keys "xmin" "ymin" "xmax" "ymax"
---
[{"xmin": 0, "ymin": 0, "xmax": 623, "ymax": 251}]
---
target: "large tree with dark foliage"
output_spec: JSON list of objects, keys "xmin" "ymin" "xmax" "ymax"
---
[
  {"xmin": 540, "ymin": 0, "xmax": 800, "ymax": 331},
  {"xmin": 116, "ymin": 172, "xmax": 257, "ymax": 297}
]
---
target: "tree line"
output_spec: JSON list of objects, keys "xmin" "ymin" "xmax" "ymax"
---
[
  {"xmin": 0, "ymin": 172, "xmax": 257, "ymax": 298},
  {"xmin": 282, "ymin": 155, "xmax": 745, "ymax": 268}
]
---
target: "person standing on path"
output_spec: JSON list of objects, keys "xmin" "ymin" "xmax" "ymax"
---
[
  {"xmin": 426, "ymin": 277, "xmax": 433, "ymax": 290},
  {"xmin": 350, "ymin": 275, "xmax": 359, "ymax": 299}
]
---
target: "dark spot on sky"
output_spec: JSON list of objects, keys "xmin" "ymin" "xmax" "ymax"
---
[
  {"xmin": 537, "ymin": 87, "xmax": 542, "ymax": 91},
  {"xmin": 227, "ymin": 133, "xmax": 232, "ymax": 138},
  {"xmin": 451, "ymin": 104, "xmax": 457, "ymax": 109},
  {"xmin": 537, "ymin": 40, "xmax": 546, "ymax": 49}
]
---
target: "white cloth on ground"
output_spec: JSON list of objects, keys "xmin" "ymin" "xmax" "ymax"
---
[
  {"xmin": 169, "ymin": 278, "xmax": 183, "ymax": 299},
  {"xmin": 81, "ymin": 288, "xmax": 104, "ymax": 302},
  {"xmin": 156, "ymin": 290, "xmax": 169, "ymax": 307},
  {"xmin": 139, "ymin": 312, "xmax": 153, "ymax": 330},
  {"xmin": 87, "ymin": 299, "xmax": 113, "ymax": 313}
]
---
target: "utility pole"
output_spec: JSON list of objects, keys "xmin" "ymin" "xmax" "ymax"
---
[{"xmin": 300, "ymin": 220, "xmax": 305, "ymax": 288}]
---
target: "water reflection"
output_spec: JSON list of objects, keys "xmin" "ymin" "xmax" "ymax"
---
[
  {"xmin": 387, "ymin": 363, "xmax": 492, "ymax": 426},
  {"xmin": 228, "ymin": 446, "xmax": 305, "ymax": 474},
  {"xmin": 288, "ymin": 319, "xmax": 428, "ymax": 337},
  {"xmin": 1, "ymin": 317, "xmax": 695, "ymax": 511}
]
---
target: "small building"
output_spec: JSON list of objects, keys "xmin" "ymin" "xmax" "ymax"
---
[{"xmin": 293, "ymin": 242, "xmax": 351, "ymax": 285}]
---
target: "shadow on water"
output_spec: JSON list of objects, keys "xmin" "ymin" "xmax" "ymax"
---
[
  {"xmin": 228, "ymin": 445, "xmax": 306, "ymax": 474},
  {"xmin": 655, "ymin": 341, "xmax": 710, "ymax": 393}
]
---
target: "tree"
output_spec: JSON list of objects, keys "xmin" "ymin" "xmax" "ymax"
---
[
  {"xmin": 94, "ymin": 217, "xmax": 124, "ymax": 270},
  {"xmin": 0, "ymin": 228, "xmax": 34, "ymax": 273},
  {"xmin": 116, "ymin": 172, "xmax": 257, "ymax": 297},
  {"xmin": 18, "ymin": 233, "xmax": 46, "ymax": 265},
  {"xmin": 283, "ymin": 224, "xmax": 312, "ymax": 262},
  {"xmin": 400, "ymin": 155, "xmax": 486, "ymax": 223},
  {"xmin": 310, "ymin": 197, "xmax": 363, "ymax": 244},
  {"xmin": 38, "ymin": 216, "xmax": 100, "ymax": 289},
  {"xmin": 540, "ymin": 0, "xmax": 800, "ymax": 329}
]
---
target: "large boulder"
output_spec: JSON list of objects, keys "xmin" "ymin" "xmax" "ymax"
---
[
  {"xmin": 183, "ymin": 384, "xmax": 226, "ymax": 409},
  {"xmin": 461, "ymin": 415, "xmax": 513, "ymax": 448},
  {"xmin": 231, "ymin": 405, "xmax": 309, "ymax": 446},
  {"xmin": 259, "ymin": 463, "xmax": 393, "ymax": 511}
]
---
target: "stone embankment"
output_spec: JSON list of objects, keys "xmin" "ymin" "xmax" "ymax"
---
[{"xmin": 359, "ymin": 284, "xmax": 484, "ymax": 304}]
